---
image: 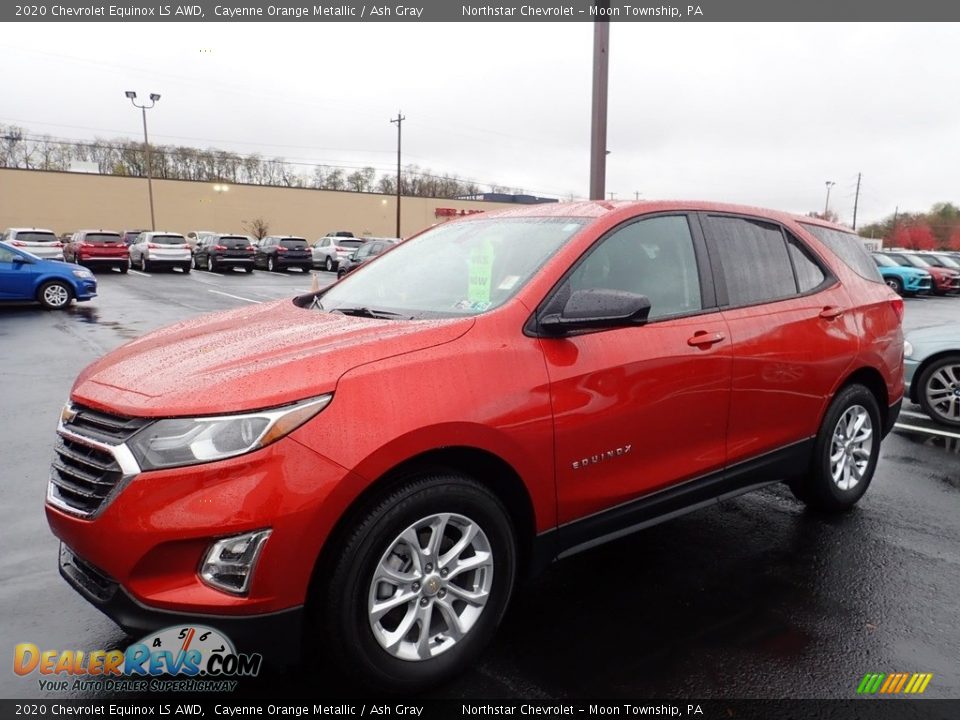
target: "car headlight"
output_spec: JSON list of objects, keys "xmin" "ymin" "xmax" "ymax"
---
[
  {"xmin": 127, "ymin": 394, "xmax": 332, "ymax": 471},
  {"xmin": 71, "ymin": 269, "xmax": 93, "ymax": 279},
  {"xmin": 903, "ymin": 340, "xmax": 913, "ymax": 358}
]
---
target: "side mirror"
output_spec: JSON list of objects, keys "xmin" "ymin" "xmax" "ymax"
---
[
  {"xmin": 539, "ymin": 288, "xmax": 651, "ymax": 334},
  {"xmin": 11, "ymin": 255, "xmax": 31, "ymax": 266}
]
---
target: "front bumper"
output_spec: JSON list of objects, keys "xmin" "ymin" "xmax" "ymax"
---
[
  {"xmin": 59, "ymin": 544, "xmax": 303, "ymax": 662},
  {"xmin": 74, "ymin": 278, "xmax": 98, "ymax": 300}
]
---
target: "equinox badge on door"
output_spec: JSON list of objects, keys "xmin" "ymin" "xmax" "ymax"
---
[{"xmin": 572, "ymin": 444, "xmax": 633, "ymax": 470}]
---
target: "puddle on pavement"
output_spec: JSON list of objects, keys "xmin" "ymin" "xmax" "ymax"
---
[{"xmin": 67, "ymin": 305, "xmax": 140, "ymax": 338}]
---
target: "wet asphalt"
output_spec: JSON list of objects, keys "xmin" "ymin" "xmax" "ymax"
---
[{"xmin": 0, "ymin": 268, "xmax": 957, "ymax": 701}]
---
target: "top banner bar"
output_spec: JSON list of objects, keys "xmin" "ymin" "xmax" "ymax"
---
[{"xmin": 5, "ymin": 0, "xmax": 960, "ymax": 22}]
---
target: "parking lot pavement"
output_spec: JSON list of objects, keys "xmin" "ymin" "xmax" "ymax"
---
[{"xmin": 0, "ymin": 276, "xmax": 957, "ymax": 699}]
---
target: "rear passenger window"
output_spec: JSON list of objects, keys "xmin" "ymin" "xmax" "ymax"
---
[
  {"xmin": 708, "ymin": 217, "xmax": 796, "ymax": 307},
  {"xmin": 786, "ymin": 233, "xmax": 827, "ymax": 293},
  {"xmin": 570, "ymin": 216, "xmax": 702, "ymax": 321}
]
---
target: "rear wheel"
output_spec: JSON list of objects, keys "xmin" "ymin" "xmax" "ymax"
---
[
  {"xmin": 794, "ymin": 384, "xmax": 881, "ymax": 512},
  {"xmin": 325, "ymin": 256, "xmax": 334, "ymax": 272},
  {"xmin": 118, "ymin": 261, "xmax": 129, "ymax": 274},
  {"xmin": 38, "ymin": 281, "xmax": 73, "ymax": 310},
  {"xmin": 207, "ymin": 256, "xmax": 216, "ymax": 272},
  {"xmin": 320, "ymin": 473, "xmax": 516, "ymax": 693},
  {"xmin": 244, "ymin": 266, "xmax": 254, "ymax": 274},
  {"xmin": 181, "ymin": 264, "xmax": 191, "ymax": 274},
  {"xmin": 140, "ymin": 256, "xmax": 150, "ymax": 272},
  {"xmin": 917, "ymin": 355, "xmax": 960, "ymax": 428},
  {"xmin": 268, "ymin": 256, "xmax": 276, "ymax": 272}
]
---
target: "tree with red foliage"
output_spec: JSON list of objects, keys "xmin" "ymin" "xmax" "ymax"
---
[
  {"xmin": 907, "ymin": 223, "xmax": 937, "ymax": 250},
  {"xmin": 889, "ymin": 225, "xmax": 912, "ymax": 249},
  {"xmin": 947, "ymin": 230, "xmax": 960, "ymax": 252}
]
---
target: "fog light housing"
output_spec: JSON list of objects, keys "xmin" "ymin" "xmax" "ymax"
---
[{"xmin": 200, "ymin": 529, "xmax": 271, "ymax": 595}]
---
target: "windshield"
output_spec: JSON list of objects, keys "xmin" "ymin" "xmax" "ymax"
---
[
  {"xmin": 883, "ymin": 254, "xmax": 912, "ymax": 267},
  {"xmin": 902, "ymin": 254, "xmax": 930, "ymax": 268},
  {"xmin": 318, "ymin": 217, "xmax": 587, "ymax": 318},
  {"xmin": 84, "ymin": 233, "xmax": 122, "ymax": 244},
  {"xmin": 932, "ymin": 254, "xmax": 960, "ymax": 269},
  {"xmin": 152, "ymin": 235, "xmax": 187, "ymax": 245},
  {"xmin": 873, "ymin": 254, "xmax": 899, "ymax": 268},
  {"xmin": 16, "ymin": 231, "xmax": 57, "ymax": 243}
]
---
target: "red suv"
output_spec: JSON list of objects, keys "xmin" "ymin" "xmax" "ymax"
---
[
  {"xmin": 64, "ymin": 230, "xmax": 130, "ymax": 273},
  {"xmin": 46, "ymin": 202, "xmax": 903, "ymax": 690}
]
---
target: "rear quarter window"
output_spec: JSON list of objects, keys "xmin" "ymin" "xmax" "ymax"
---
[{"xmin": 800, "ymin": 224, "xmax": 883, "ymax": 283}]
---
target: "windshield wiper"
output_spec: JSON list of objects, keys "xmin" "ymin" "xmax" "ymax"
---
[{"xmin": 329, "ymin": 306, "xmax": 406, "ymax": 319}]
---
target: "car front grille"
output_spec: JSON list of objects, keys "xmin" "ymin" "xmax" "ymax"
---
[
  {"xmin": 49, "ymin": 403, "xmax": 147, "ymax": 517},
  {"xmin": 59, "ymin": 544, "xmax": 118, "ymax": 603}
]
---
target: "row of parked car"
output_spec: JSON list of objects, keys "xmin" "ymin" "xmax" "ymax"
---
[
  {"xmin": 872, "ymin": 249, "xmax": 960, "ymax": 296},
  {"xmin": 0, "ymin": 227, "xmax": 402, "ymax": 277}
]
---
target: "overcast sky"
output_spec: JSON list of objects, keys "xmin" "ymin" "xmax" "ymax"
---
[{"xmin": 4, "ymin": 22, "xmax": 960, "ymax": 225}]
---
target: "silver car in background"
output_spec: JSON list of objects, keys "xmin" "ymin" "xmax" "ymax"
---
[
  {"xmin": 0, "ymin": 228, "xmax": 64, "ymax": 260},
  {"xmin": 904, "ymin": 323, "xmax": 960, "ymax": 428},
  {"xmin": 311, "ymin": 236, "xmax": 365, "ymax": 271},
  {"xmin": 129, "ymin": 232, "xmax": 192, "ymax": 273}
]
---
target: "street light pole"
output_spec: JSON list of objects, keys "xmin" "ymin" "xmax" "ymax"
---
[
  {"xmin": 823, "ymin": 180, "xmax": 836, "ymax": 218},
  {"xmin": 126, "ymin": 91, "xmax": 161, "ymax": 231},
  {"xmin": 589, "ymin": 1, "xmax": 610, "ymax": 200},
  {"xmin": 390, "ymin": 111, "xmax": 405, "ymax": 238}
]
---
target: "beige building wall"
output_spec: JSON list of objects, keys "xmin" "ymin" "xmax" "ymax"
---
[{"xmin": 0, "ymin": 169, "xmax": 518, "ymax": 240}]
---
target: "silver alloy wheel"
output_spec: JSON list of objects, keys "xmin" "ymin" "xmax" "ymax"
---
[
  {"xmin": 43, "ymin": 283, "xmax": 70, "ymax": 308},
  {"xmin": 325, "ymin": 256, "xmax": 333, "ymax": 272},
  {"xmin": 368, "ymin": 513, "xmax": 493, "ymax": 662},
  {"xmin": 829, "ymin": 405, "xmax": 873, "ymax": 491},
  {"xmin": 924, "ymin": 361, "xmax": 960, "ymax": 423},
  {"xmin": 207, "ymin": 256, "xmax": 214, "ymax": 272},
  {"xmin": 885, "ymin": 278, "xmax": 900, "ymax": 292},
  {"xmin": 268, "ymin": 257, "xmax": 275, "ymax": 272}
]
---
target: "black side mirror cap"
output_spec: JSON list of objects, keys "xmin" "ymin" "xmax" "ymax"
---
[{"xmin": 539, "ymin": 289, "xmax": 651, "ymax": 335}]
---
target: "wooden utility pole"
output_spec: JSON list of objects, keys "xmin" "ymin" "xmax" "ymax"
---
[
  {"xmin": 390, "ymin": 112, "xmax": 405, "ymax": 238},
  {"xmin": 852, "ymin": 172, "xmax": 862, "ymax": 230},
  {"xmin": 589, "ymin": 1, "xmax": 610, "ymax": 200}
]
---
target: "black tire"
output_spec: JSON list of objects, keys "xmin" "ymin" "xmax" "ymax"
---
[
  {"xmin": 140, "ymin": 255, "xmax": 149, "ymax": 272},
  {"xmin": 796, "ymin": 384, "xmax": 882, "ymax": 512},
  {"xmin": 37, "ymin": 280, "xmax": 73, "ymax": 310},
  {"xmin": 325, "ymin": 256, "xmax": 334, "ymax": 272},
  {"xmin": 268, "ymin": 256, "xmax": 276, "ymax": 272},
  {"xmin": 193, "ymin": 254, "xmax": 201, "ymax": 270},
  {"xmin": 207, "ymin": 256, "xmax": 216, "ymax": 273},
  {"xmin": 181, "ymin": 264, "xmax": 191, "ymax": 274},
  {"xmin": 244, "ymin": 266, "xmax": 254, "ymax": 274},
  {"xmin": 119, "ymin": 261, "xmax": 129, "ymax": 274},
  {"xmin": 885, "ymin": 277, "xmax": 903, "ymax": 295},
  {"xmin": 916, "ymin": 354, "xmax": 960, "ymax": 428},
  {"xmin": 320, "ymin": 473, "xmax": 517, "ymax": 693}
]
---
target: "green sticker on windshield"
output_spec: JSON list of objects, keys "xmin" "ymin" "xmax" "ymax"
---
[{"xmin": 468, "ymin": 239, "xmax": 495, "ymax": 303}]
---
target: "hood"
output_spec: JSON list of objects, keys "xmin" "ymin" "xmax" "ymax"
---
[
  {"xmin": 925, "ymin": 265, "xmax": 957, "ymax": 279},
  {"xmin": 905, "ymin": 323, "xmax": 960, "ymax": 346},
  {"xmin": 72, "ymin": 299, "xmax": 473, "ymax": 417}
]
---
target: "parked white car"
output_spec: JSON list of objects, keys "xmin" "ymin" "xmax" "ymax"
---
[
  {"xmin": 311, "ymin": 236, "xmax": 366, "ymax": 271},
  {"xmin": 0, "ymin": 228, "xmax": 64, "ymax": 261},
  {"xmin": 129, "ymin": 232, "xmax": 192, "ymax": 273}
]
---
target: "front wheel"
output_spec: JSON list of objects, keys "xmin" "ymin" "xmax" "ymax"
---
[
  {"xmin": 794, "ymin": 384, "xmax": 881, "ymax": 512},
  {"xmin": 885, "ymin": 277, "xmax": 903, "ymax": 295},
  {"xmin": 38, "ymin": 281, "xmax": 73, "ymax": 310},
  {"xmin": 320, "ymin": 473, "xmax": 516, "ymax": 693},
  {"xmin": 917, "ymin": 355, "xmax": 960, "ymax": 428}
]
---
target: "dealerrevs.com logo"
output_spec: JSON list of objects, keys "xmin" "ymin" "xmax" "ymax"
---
[{"xmin": 14, "ymin": 625, "xmax": 262, "ymax": 692}]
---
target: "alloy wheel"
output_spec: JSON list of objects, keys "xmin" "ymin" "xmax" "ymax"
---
[
  {"xmin": 924, "ymin": 361, "xmax": 960, "ymax": 424},
  {"xmin": 43, "ymin": 284, "xmax": 70, "ymax": 308},
  {"xmin": 368, "ymin": 513, "xmax": 493, "ymax": 662},
  {"xmin": 829, "ymin": 405, "xmax": 873, "ymax": 491}
]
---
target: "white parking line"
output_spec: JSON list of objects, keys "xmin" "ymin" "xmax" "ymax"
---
[
  {"xmin": 894, "ymin": 422, "xmax": 960, "ymax": 440},
  {"xmin": 207, "ymin": 289, "xmax": 261, "ymax": 304},
  {"xmin": 128, "ymin": 269, "xmax": 151, "ymax": 278}
]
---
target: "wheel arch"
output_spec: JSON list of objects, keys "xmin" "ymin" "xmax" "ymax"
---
[
  {"xmin": 306, "ymin": 445, "xmax": 537, "ymax": 608},
  {"xmin": 833, "ymin": 365, "xmax": 890, "ymax": 427}
]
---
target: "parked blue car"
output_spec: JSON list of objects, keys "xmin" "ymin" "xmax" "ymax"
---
[
  {"xmin": 0, "ymin": 241, "xmax": 97, "ymax": 310},
  {"xmin": 872, "ymin": 253, "xmax": 932, "ymax": 296}
]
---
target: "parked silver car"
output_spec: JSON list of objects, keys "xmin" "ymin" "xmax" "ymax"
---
[
  {"xmin": 129, "ymin": 232, "xmax": 192, "ymax": 273},
  {"xmin": 311, "ymin": 236, "xmax": 365, "ymax": 271},
  {"xmin": 904, "ymin": 323, "xmax": 960, "ymax": 427},
  {"xmin": 0, "ymin": 228, "xmax": 64, "ymax": 261}
]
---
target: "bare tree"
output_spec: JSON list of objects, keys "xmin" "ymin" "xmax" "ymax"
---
[{"xmin": 242, "ymin": 217, "xmax": 270, "ymax": 240}]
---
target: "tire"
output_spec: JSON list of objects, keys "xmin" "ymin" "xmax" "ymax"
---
[
  {"xmin": 244, "ymin": 266, "xmax": 254, "ymax": 274},
  {"xmin": 140, "ymin": 256, "xmax": 150, "ymax": 273},
  {"xmin": 916, "ymin": 355, "xmax": 960, "ymax": 428},
  {"xmin": 37, "ymin": 280, "xmax": 73, "ymax": 310},
  {"xmin": 193, "ymin": 255, "xmax": 201, "ymax": 270},
  {"xmin": 325, "ymin": 256, "xmax": 334, "ymax": 272},
  {"xmin": 320, "ymin": 473, "xmax": 517, "ymax": 693},
  {"xmin": 207, "ymin": 256, "xmax": 216, "ymax": 273},
  {"xmin": 885, "ymin": 277, "xmax": 903, "ymax": 295},
  {"xmin": 795, "ymin": 384, "xmax": 882, "ymax": 512},
  {"xmin": 268, "ymin": 256, "xmax": 276, "ymax": 272},
  {"xmin": 119, "ymin": 261, "xmax": 129, "ymax": 274},
  {"xmin": 182, "ymin": 264, "xmax": 191, "ymax": 274}
]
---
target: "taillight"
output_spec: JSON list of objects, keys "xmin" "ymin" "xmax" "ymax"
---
[
  {"xmin": 276, "ymin": 246, "xmax": 287, "ymax": 252},
  {"xmin": 890, "ymin": 297, "xmax": 904, "ymax": 322},
  {"xmin": 53, "ymin": 241, "xmax": 63, "ymax": 248},
  {"xmin": 214, "ymin": 245, "xmax": 227, "ymax": 251},
  {"xmin": 335, "ymin": 246, "xmax": 345, "ymax": 252},
  {"xmin": 148, "ymin": 243, "xmax": 159, "ymax": 249},
  {"xmin": 246, "ymin": 246, "xmax": 255, "ymax": 251},
  {"xmin": 10, "ymin": 240, "xmax": 25, "ymax": 246}
]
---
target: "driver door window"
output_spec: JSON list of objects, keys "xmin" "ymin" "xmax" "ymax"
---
[{"xmin": 570, "ymin": 216, "xmax": 703, "ymax": 321}]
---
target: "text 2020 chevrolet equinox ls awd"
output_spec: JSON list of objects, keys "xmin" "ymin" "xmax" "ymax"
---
[{"xmin": 46, "ymin": 201, "xmax": 903, "ymax": 690}]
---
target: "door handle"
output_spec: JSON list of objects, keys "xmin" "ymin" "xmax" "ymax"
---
[
  {"xmin": 687, "ymin": 331, "xmax": 725, "ymax": 348},
  {"xmin": 819, "ymin": 306, "xmax": 845, "ymax": 320}
]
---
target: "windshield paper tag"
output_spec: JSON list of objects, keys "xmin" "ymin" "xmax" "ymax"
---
[{"xmin": 468, "ymin": 239, "xmax": 495, "ymax": 303}]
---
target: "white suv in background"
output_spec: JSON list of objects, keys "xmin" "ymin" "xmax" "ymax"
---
[
  {"xmin": 129, "ymin": 232, "xmax": 192, "ymax": 273},
  {"xmin": 0, "ymin": 228, "xmax": 64, "ymax": 260},
  {"xmin": 312, "ymin": 236, "xmax": 365, "ymax": 271}
]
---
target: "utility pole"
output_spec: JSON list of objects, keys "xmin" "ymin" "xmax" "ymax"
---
[
  {"xmin": 634, "ymin": 191, "xmax": 641, "ymax": 200},
  {"xmin": 892, "ymin": 205, "xmax": 899, "ymax": 233},
  {"xmin": 608, "ymin": 192, "xmax": 616, "ymax": 200},
  {"xmin": 125, "ymin": 91, "xmax": 161, "ymax": 231},
  {"xmin": 852, "ymin": 172, "xmax": 862, "ymax": 230},
  {"xmin": 589, "ymin": 0, "xmax": 610, "ymax": 200},
  {"xmin": 390, "ymin": 112, "xmax": 405, "ymax": 238}
]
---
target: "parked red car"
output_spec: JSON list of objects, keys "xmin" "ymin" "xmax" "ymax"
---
[
  {"xmin": 64, "ymin": 230, "xmax": 130, "ymax": 273},
  {"xmin": 46, "ymin": 202, "xmax": 903, "ymax": 690},
  {"xmin": 879, "ymin": 251, "xmax": 960, "ymax": 295}
]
